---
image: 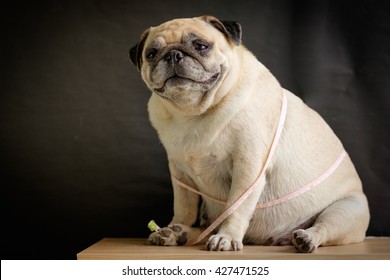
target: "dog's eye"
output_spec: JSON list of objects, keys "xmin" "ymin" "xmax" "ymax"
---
[
  {"xmin": 146, "ymin": 48, "xmax": 158, "ymax": 60},
  {"xmin": 193, "ymin": 40, "xmax": 210, "ymax": 52}
]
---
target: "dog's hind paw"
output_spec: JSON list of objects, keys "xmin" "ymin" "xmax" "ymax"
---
[
  {"xmin": 292, "ymin": 229, "xmax": 317, "ymax": 253},
  {"xmin": 147, "ymin": 224, "xmax": 188, "ymax": 246}
]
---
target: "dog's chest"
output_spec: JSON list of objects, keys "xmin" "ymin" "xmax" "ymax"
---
[
  {"xmin": 171, "ymin": 141, "xmax": 232, "ymax": 178},
  {"xmin": 162, "ymin": 123, "xmax": 233, "ymax": 188},
  {"xmin": 174, "ymin": 150, "xmax": 233, "ymax": 200},
  {"xmin": 185, "ymin": 151, "xmax": 229, "ymax": 177}
]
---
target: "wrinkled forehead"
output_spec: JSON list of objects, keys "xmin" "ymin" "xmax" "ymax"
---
[{"xmin": 146, "ymin": 18, "xmax": 217, "ymax": 46}]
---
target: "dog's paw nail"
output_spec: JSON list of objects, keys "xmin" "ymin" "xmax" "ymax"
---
[{"xmin": 232, "ymin": 241, "xmax": 243, "ymax": 251}]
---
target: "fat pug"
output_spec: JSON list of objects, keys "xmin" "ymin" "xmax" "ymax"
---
[{"xmin": 129, "ymin": 16, "xmax": 369, "ymax": 252}]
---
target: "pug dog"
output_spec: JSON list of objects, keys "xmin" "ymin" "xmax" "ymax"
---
[{"xmin": 129, "ymin": 16, "xmax": 369, "ymax": 252}]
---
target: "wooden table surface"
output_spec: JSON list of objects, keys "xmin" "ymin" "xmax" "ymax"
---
[{"xmin": 77, "ymin": 237, "xmax": 390, "ymax": 260}]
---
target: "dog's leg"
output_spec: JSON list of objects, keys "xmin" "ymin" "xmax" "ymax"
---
[
  {"xmin": 148, "ymin": 164, "xmax": 203, "ymax": 246},
  {"xmin": 206, "ymin": 174, "xmax": 266, "ymax": 251},
  {"xmin": 292, "ymin": 192, "xmax": 369, "ymax": 253},
  {"xmin": 170, "ymin": 174, "xmax": 200, "ymax": 226}
]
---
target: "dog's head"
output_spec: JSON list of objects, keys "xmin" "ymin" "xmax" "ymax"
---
[{"xmin": 130, "ymin": 16, "xmax": 242, "ymax": 111}]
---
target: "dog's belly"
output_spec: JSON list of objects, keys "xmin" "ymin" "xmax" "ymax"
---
[
  {"xmin": 196, "ymin": 168, "xmax": 324, "ymax": 246},
  {"xmin": 244, "ymin": 212, "xmax": 319, "ymax": 246},
  {"xmin": 201, "ymin": 196, "xmax": 320, "ymax": 246}
]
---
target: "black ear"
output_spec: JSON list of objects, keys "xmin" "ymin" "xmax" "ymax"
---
[
  {"xmin": 202, "ymin": 16, "xmax": 242, "ymax": 46},
  {"xmin": 129, "ymin": 29, "xmax": 150, "ymax": 71}
]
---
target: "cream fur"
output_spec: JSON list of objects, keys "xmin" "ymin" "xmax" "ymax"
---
[{"xmin": 137, "ymin": 16, "xmax": 370, "ymax": 252}]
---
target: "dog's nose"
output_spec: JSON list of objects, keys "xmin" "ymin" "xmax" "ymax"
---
[{"xmin": 164, "ymin": 50, "xmax": 184, "ymax": 65}]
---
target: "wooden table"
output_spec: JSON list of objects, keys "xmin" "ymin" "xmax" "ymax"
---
[{"xmin": 77, "ymin": 237, "xmax": 390, "ymax": 260}]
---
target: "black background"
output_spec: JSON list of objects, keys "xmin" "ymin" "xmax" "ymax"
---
[{"xmin": 1, "ymin": 0, "xmax": 389, "ymax": 259}]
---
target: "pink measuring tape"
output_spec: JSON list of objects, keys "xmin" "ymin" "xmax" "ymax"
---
[{"xmin": 171, "ymin": 91, "xmax": 347, "ymax": 245}]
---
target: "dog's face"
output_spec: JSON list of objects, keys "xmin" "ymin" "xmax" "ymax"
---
[{"xmin": 130, "ymin": 16, "xmax": 242, "ymax": 111}]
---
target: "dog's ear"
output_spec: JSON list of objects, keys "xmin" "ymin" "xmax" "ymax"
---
[
  {"xmin": 202, "ymin": 16, "xmax": 242, "ymax": 46},
  {"xmin": 129, "ymin": 29, "xmax": 150, "ymax": 71}
]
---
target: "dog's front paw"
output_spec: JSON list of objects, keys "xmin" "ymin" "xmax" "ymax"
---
[
  {"xmin": 147, "ymin": 224, "xmax": 188, "ymax": 246},
  {"xmin": 206, "ymin": 234, "xmax": 243, "ymax": 251},
  {"xmin": 292, "ymin": 229, "xmax": 317, "ymax": 253}
]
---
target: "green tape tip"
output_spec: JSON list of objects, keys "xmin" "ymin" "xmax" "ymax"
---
[{"xmin": 147, "ymin": 220, "xmax": 160, "ymax": 232}]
